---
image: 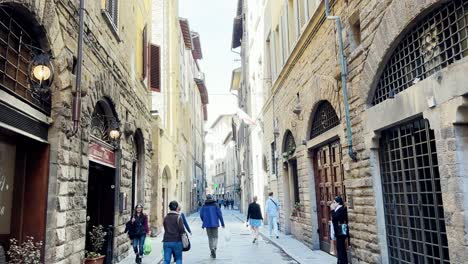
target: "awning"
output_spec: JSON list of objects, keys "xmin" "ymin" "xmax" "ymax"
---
[
  {"xmin": 191, "ymin": 32, "xmax": 203, "ymax": 60},
  {"xmin": 194, "ymin": 77, "xmax": 209, "ymax": 105}
]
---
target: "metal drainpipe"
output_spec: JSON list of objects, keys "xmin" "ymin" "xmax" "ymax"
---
[
  {"xmin": 67, "ymin": 0, "xmax": 85, "ymax": 138},
  {"xmin": 325, "ymin": 0, "xmax": 357, "ymax": 161}
]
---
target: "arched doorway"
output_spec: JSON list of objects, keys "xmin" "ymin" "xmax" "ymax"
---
[
  {"xmin": 131, "ymin": 129, "xmax": 145, "ymax": 213},
  {"xmin": 86, "ymin": 98, "xmax": 120, "ymax": 262},
  {"xmin": 281, "ymin": 130, "xmax": 298, "ymax": 234},
  {"xmin": 308, "ymin": 100, "xmax": 344, "ymax": 254}
]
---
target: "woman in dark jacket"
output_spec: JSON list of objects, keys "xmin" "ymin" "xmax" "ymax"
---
[
  {"xmin": 131, "ymin": 204, "xmax": 149, "ymax": 263},
  {"xmin": 331, "ymin": 196, "xmax": 349, "ymax": 264},
  {"xmin": 163, "ymin": 201, "xmax": 185, "ymax": 264},
  {"xmin": 246, "ymin": 196, "xmax": 263, "ymax": 244}
]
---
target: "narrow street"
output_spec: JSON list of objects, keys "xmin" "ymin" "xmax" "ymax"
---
[{"xmin": 180, "ymin": 211, "xmax": 298, "ymax": 264}]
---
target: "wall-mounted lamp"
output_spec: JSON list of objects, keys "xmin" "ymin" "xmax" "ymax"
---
[
  {"xmin": 29, "ymin": 53, "xmax": 54, "ymax": 97},
  {"xmin": 293, "ymin": 93, "xmax": 303, "ymax": 119}
]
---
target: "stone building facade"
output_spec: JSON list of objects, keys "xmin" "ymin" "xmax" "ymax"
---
[
  {"xmin": 235, "ymin": 0, "xmax": 468, "ymax": 263},
  {"xmin": 0, "ymin": 0, "xmax": 153, "ymax": 263}
]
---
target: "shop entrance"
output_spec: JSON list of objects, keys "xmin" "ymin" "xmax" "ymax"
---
[
  {"xmin": 85, "ymin": 161, "xmax": 115, "ymax": 262},
  {"xmin": 0, "ymin": 128, "xmax": 49, "ymax": 260}
]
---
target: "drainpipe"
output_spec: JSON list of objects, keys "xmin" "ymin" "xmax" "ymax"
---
[
  {"xmin": 325, "ymin": 0, "xmax": 357, "ymax": 161},
  {"xmin": 67, "ymin": 0, "xmax": 85, "ymax": 138}
]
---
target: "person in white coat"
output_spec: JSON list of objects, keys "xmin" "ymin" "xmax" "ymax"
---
[{"xmin": 265, "ymin": 192, "xmax": 280, "ymax": 239}]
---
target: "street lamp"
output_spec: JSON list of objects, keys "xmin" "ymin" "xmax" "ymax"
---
[
  {"xmin": 29, "ymin": 53, "xmax": 54, "ymax": 96},
  {"xmin": 109, "ymin": 119, "xmax": 121, "ymax": 141}
]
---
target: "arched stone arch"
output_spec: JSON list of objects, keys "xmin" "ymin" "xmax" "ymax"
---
[
  {"xmin": 299, "ymin": 75, "xmax": 342, "ymax": 142},
  {"xmin": 90, "ymin": 97, "xmax": 120, "ymax": 144},
  {"xmin": 282, "ymin": 129, "xmax": 296, "ymax": 157},
  {"xmin": 362, "ymin": 0, "xmax": 447, "ymax": 105},
  {"xmin": 131, "ymin": 128, "xmax": 145, "ymax": 209}
]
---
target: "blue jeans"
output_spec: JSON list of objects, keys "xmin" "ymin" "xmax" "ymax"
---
[
  {"xmin": 163, "ymin": 241, "xmax": 182, "ymax": 264},
  {"xmin": 133, "ymin": 234, "xmax": 146, "ymax": 256}
]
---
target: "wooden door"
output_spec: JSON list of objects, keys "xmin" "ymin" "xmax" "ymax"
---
[{"xmin": 314, "ymin": 140, "xmax": 345, "ymax": 253}]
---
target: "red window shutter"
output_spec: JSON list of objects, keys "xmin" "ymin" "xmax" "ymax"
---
[
  {"xmin": 149, "ymin": 44, "xmax": 161, "ymax": 92},
  {"xmin": 142, "ymin": 25, "xmax": 148, "ymax": 79}
]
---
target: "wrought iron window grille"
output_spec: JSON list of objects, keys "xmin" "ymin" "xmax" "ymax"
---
[
  {"xmin": 0, "ymin": 6, "xmax": 52, "ymax": 114},
  {"xmin": 373, "ymin": 0, "xmax": 468, "ymax": 105},
  {"xmin": 90, "ymin": 113, "xmax": 120, "ymax": 148},
  {"xmin": 310, "ymin": 101, "xmax": 340, "ymax": 139},
  {"xmin": 379, "ymin": 118, "xmax": 450, "ymax": 263}
]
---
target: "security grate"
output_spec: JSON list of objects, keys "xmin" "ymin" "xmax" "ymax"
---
[
  {"xmin": 310, "ymin": 101, "xmax": 340, "ymax": 139},
  {"xmin": 373, "ymin": 0, "xmax": 468, "ymax": 105},
  {"xmin": 379, "ymin": 118, "xmax": 450, "ymax": 264},
  {"xmin": 0, "ymin": 6, "xmax": 50, "ymax": 114}
]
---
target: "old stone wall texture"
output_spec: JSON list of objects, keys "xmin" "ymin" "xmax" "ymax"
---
[
  {"xmin": 262, "ymin": 0, "xmax": 468, "ymax": 263},
  {"xmin": 6, "ymin": 0, "xmax": 153, "ymax": 263}
]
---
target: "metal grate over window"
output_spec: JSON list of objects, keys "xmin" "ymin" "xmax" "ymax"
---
[
  {"xmin": 379, "ymin": 118, "xmax": 450, "ymax": 264},
  {"xmin": 0, "ymin": 7, "xmax": 50, "ymax": 114},
  {"xmin": 373, "ymin": 0, "xmax": 468, "ymax": 105},
  {"xmin": 310, "ymin": 101, "xmax": 340, "ymax": 139}
]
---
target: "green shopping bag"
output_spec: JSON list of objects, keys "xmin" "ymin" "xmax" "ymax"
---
[{"xmin": 143, "ymin": 238, "xmax": 152, "ymax": 255}]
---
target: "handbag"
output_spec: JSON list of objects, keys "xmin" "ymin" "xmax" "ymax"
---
[
  {"xmin": 181, "ymin": 232, "xmax": 191, "ymax": 251},
  {"xmin": 337, "ymin": 223, "xmax": 348, "ymax": 237},
  {"xmin": 178, "ymin": 216, "xmax": 191, "ymax": 251}
]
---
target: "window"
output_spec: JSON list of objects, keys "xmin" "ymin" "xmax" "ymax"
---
[
  {"xmin": 142, "ymin": 25, "xmax": 148, "ymax": 80},
  {"xmin": 348, "ymin": 12, "xmax": 361, "ymax": 51},
  {"xmin": 104, "ymin": 0, "xmax": 119, "ymax": 31},
  {"xmin": 274, "ymin": 26, "xmax": 281, "ymax": 73},
  {"xmin": 271, "ymin": 142, "xmax": 277, "ymax": 175},
  {"xmin": 298, "ymin": 0, "xmax": 307, "ymax": 29},
  {"xmin": 307, "ymin": 0, "xmax": 318, "ymax": 19},
  {"xmin": 287, "ymin": 0, "xmax": 297, "ymax": 47},
  {"xmin": 149, "ymin": 44, "xmax": 161, "ymax": 92},
  {"xmin": 372, "ymin": 0, "xmax": 468, "ymax": 105}
]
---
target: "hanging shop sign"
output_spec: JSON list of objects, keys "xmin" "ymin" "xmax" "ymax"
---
[{"xmin": 89, "ymin": 142, "xmax": 115, "ymax": 167}]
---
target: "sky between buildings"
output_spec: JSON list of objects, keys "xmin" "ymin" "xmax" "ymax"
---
[{"xmin": 179, "ymin": 0, "xmax": 239, "ymax": 127}]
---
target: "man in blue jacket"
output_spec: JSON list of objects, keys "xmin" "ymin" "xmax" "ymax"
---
[{"xmin": 200, "ymin": 194, "xmax": 225, "ymax": 259}]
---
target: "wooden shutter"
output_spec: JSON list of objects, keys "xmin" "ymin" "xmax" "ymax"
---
[
  {"xmin": 149, "ymin": 44, "xmax": 161, "ymax": 92},
  {"xmin": 142, "ymin": 25, "xmax": 148, "ymax": 79}
]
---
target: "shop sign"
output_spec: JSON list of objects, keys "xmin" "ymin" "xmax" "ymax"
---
[{"xmin": 89, "ymin": 142, "xmax": 115, "ymax": 167}]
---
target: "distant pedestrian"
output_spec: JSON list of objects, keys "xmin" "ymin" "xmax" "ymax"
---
[
  {"xmin": 265, "ymin": 192, "xmax": 280, "ymax": 239},
  {"xmin": 163, "ymin": 201, "xmax": 185, "ymax": 264},
  {"xmin": 200, "ymin": 194, "xmax": 225, "ymax": 259},
  {"xmin": 331, "ymin": 196, "xmax": 349, "ymax": 264},
  {"xmin": 231, "ymin": 199, "xmax": 234, "ymax": 210},
  {"xmin": 246, "ymin": 196, "xmax": 263, "ymax": 244}
]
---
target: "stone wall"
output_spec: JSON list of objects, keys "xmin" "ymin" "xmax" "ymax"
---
[
  {"xmin": 5, "ymin": 0, "xmax": 153, "ymax": 263},
  {"xmin": 261, "ymin": 0, "xmax": 468, "ymax": 263}
]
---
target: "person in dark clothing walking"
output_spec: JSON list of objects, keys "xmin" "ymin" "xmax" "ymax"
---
[
  {"xmin": 130, "ymin": 204, "xmax": 149, "ymax": 263},
  {"xmin": 246, "ymin": 196, "xmax": 263, "ymax": 244},
  {"xmin": 200, "ymin": 194, "xmax": 225, "ymax": 259},
  {"xmin": 331, "ymin": 196, "xmax": 349, "ymax": 264},
  {"xmin": 163, "ymin": 201, "xmax": 185, "ymax": 264}
]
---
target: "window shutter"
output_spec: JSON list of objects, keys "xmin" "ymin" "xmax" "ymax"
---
[
  {"xmin": 142, "ymin": 25, "xmax": 148, "ymax": 79},
  {"xmin": 149, "ymin": 44, "xmax": 161, "ymax": 92},
  {"xmin": 270, "ymin": 32, "xmax": 277, "ymax": 80}
]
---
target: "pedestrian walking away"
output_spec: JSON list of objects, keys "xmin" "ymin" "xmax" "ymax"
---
[
  {"xmin": 163, "ymin": 201, "xmax": 185, "ymax": 264},
  {"xmin": 126, "ymin": 204, "xmax": 149, "ymax": 264},
  {"xmin": 200, "ymin": 194, "xmax": 225, "ymax": 259},
  {"xmin": 265, "ymin": 192, "xmax": 280, "ymax": 239},
  {"xmin": 172, "ymin": 205, "xmax": 191, "ymax": 263},
  {"xmin": 246, "ymin": 196, "xmax": 263, "ymax": 244},
  {"xmin": 331, "ymin": 196, "xmax": 349, "ymax": 264}
]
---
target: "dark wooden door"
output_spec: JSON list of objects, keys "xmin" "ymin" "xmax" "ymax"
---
[{"xmin": 314, "ymin": 140, "xmax": 345, "ymax": 253}]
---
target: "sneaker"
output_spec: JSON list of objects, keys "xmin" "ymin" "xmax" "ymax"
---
[
  {"xmin": 210, "ymin": 249, "xmax": 216, "ymax": 258},
  {"xmin": 252, "ymin": 238, "xmax": 257, "ymax": 243}
]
